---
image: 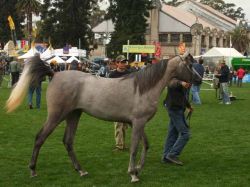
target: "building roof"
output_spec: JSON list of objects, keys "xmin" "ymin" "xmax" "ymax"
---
[
  {"xmin": 92, "ymin": 20, "xmax": 114, "ymax": 33},
  {"xmin": 161, "ymin": 4, "xmax": 215, "ymax": 29},
  {"xmin": 177, "ymin": 0, "xmax": 236, "ymax": 31},
  {"xmin": 189, "ymin": 0, "xmax": 236, "ymax": 25}
]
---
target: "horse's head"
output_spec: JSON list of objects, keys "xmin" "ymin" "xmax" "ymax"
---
[{"xmin": 175, "ymin": 51, "xmax": 202, "ymax": 84}]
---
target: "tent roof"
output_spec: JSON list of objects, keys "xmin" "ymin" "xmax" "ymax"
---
[
  {"xmin": 47, "ymin": 56, "xmax": 65, "ymax": 64},
  {"xmin": 40, "ymin": 46, "xmax": 54, "ymax": 60},
  {"xmin": 54, "ymin": 47, "xmax": 86, "ymax": 57},
  {"xmin": 66, "ymin": 56, "xmax": 80, "ymax": 63},
  {"xmin": 18, "ymin": 47, "xmax": 39, "ymax": 59},
  {"xmin": 202, "ymin": 47, "xmax": 244, "ymax": 57}
]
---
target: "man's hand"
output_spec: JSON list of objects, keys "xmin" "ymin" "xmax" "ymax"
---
[
  {"xmin": 187, "ymin": 107, "xmax": 193, "ymax": 113},
  {"xmin": 181, "ymin": 81, "xmax": 191, "ymax": 89}
]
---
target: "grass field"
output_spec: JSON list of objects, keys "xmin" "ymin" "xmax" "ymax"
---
[{"xmin": 0, "ymin": 78, "xmax": 250, "ymax": 187}]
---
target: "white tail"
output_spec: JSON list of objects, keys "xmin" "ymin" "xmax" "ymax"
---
[{"xmin": 6, "ymin": 65, "xmax": 32, "ymax": 113}]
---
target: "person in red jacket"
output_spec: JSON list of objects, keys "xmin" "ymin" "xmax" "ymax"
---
[{"xmin": 237, "ymin": 66, "xmax": 245, "ymax": 87}]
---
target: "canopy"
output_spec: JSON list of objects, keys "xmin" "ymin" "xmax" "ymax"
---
[
  {"xmin": 18, "ymin": 47, "xmax": 39, "ymax": 59},
  {"xmin": 40, "ymin": 46, "xmax": 54, "ymax": 60},
  {"xmin": 202, "ymin": 47, "xmax": 244, "ymax": 57},
  {"xmin": 54, "ymin": 47, "xmax": 86, "ymax": 57},
  {"xmin": 3, "ymin": 40, "xmax": 16, "ymax": 56},
  {"xmin": 46, "ymin": 56, "xmax": 65, "ymax": 64},
  {"xmin": 66, "ymin": 56, "xmax": 80, "ymax": 63}
]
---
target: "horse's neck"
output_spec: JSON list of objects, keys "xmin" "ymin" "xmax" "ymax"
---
[{"xmin": 147, "ymin": 69, "xmax": 169, "ymax": 101}]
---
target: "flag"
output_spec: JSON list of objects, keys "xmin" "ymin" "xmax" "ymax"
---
[{"xmin": 7, "ymin": 16, "xmax": 15, "ymax": 30}]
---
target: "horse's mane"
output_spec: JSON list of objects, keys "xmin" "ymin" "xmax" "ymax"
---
[{"xmin": 124, "ymin": 59, "xmax": 168, "ymax": 95}]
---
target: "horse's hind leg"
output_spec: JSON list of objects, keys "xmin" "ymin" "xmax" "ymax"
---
[
  {"xmin": 29, "ymin": 117, "xmax": 61, "ymax": 177},
  {"xmin": 128, "ymin": 121, "xmax": 145, "ymax": 183},
  {"xmin": 137, "ymin": 130, "xmax": 149, "ymax": 171},
  {"xmin": 63, "ymin": 110, "xmax": 88, "ymax": 177}
]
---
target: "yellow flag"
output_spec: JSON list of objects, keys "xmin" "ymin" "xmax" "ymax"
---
[{"xmin": 8, "ymin": 16, "xmax": 15, "ymax": 30}]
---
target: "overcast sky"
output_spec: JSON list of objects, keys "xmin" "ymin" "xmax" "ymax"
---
[{"xmin": 223, "ymin": 0, "xmax": 250, "ymax": 21}]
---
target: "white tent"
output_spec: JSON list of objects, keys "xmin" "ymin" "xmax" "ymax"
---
[
  {"xmin": 66, "ymin": 56, "xmax": 80, "ymax": 63},
  {"xmin": 201, "ymin": 47, "xmax": 244, "ymax": 70},
  {"xmin": 40, "ymin": 46, "xmax": 54, "ymax": 60},
  {"xmin": 3, "ymin": 40, "xmax": 16, "ymax": 56},
  {"xmin": 18, "ymin": 47, "xmax": 39, "ymax": 59},
  {"xmin": 202, "ymin": 47, "xmax": 244, "ymax": 58},
  {"xmin": 54, "ymin": 47, "xmax": 86, "ymax": 57},
  {"xmin": 46, "ymin": 56, "xmax": 65, "ymax": 64}
]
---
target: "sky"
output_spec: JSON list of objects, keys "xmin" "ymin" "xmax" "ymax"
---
[{"xmin": 223, "ymin": 0, "xmax": 250, "ymax": 21}]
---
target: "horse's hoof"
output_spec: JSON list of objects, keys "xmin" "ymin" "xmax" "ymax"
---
[
  {"xmin": 131, "ymin": 175, "xmax": 140, "ymax": 183},
  {"xmin": 79, "ymin": 170, "xmax": 88, "ymax": 177}
]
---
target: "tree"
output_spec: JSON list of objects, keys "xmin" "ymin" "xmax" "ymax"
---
[
  {"xmin": 200, "ymin": 0, "xmax": 245, "ymax": 20},
  {"xmin": 0, "ymin": 0, "xmax": 24, "ymax": 45},
  {"xmin": 106, "ymin": 0, "xmax": 152, "ymax": 58},
  {"xmin": 16, "ymin": 0, "xmax": 41, "ymax": 48},
  {"xmin": 39, "ymin": 0, "xmax": 96, "ymax": 50},
  {"xmin": 230, "ymin": 26, "xmax": 250, "ymax": 53},
  {"xmin": 164, "ymin": 0, "xmax": 182, "ymax": 7}
]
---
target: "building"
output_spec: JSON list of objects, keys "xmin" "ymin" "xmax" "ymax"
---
[{"xmin": 92, "ymin": 0, "xmax": 237, "ymax": 58}]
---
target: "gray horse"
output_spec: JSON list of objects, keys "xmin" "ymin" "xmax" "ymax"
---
[{"xmin": 6, "ymin": 52, "xmax": 200, "ymax": 183}]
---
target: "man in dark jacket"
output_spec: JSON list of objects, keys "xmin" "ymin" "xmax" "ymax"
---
[
  {"xmin": 216, "ymin": 61, "xmax": 231, "ymax": 104},
  {"xmin": 162, "ymin": 79, "xmax": 193, "ymax": 165},
  {"xmin": 191, "ymin": 58, "xmax": 204, "ymax": 104}
]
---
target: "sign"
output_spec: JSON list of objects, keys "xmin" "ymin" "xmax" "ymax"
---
[{"xmin": 122, "ymin": 45, "xmax": 155, "ymax": 53}]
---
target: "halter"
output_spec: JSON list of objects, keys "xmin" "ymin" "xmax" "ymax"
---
[{"xmin": 178, "ymin": 56, "xmax": 202, "ymax": 81}]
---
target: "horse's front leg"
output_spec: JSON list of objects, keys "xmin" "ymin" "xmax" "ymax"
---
[{"xmin": 128, "ymin": 121, "xmax": 145, "ymax": 183}]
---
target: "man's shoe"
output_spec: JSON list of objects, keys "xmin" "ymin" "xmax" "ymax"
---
[
  {"xmin": 162, "ymin": 157, "xmax": 171, "ymax": 163},
  {"xmin": 225, "ymin": 102, "xmax": 231, "ymax": 105},
  {"xmin": 166, "ymin": 155, "xmax": 183, "ymax": 166},
  {"xmin": 29, "ymin": 104, "xmax": 33, "ymax": 109}
]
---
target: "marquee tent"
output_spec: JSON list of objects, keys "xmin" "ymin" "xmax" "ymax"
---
[
  {"xmin": 201, "ymin": 47, "xmax": 244, "ymax": 71},
  {"xmin": 18, "ymin": 47, "xmax": 39, "ymax": 59},
  {"xmin": 46, "ymin": 56, "xmax": 65, "ymax": 64},
  {"xmin": 66, "ymin": 56, "xmax": 80, "ymax": 63},
  {"xmin": 202, "ymin": 47, "xmax": 244, "ymax": 58},
  {"xmin": 40, "ymin": 46, "xmax": 54, "ymax": 60}
]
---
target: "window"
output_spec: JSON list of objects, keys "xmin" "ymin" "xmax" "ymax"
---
[
  {"xmin": 183, "ymin": 34, "xmax": 192, "ymax": 43},
  {"xmin": 159, "ymin": 34, "xmax": 168, "ymax": 43},
  {"xmin": 170, "ymin": 34, "xmax": 180, "ymax": 43}
]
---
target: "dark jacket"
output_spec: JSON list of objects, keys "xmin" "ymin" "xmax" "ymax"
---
[
  {"xmin": 192, "ymin": 63, "xmax": 204, "ymax": 85},
  {"xmin": 164, "ymin": 81, "xmax": 191, "ymax": 110},
  {"xmin": 109, "ymin": 69, "xmax": 130, "ymax": 78},
  {"xmin": 219, "ymin": 65, "xmax": 229, "ymax": 83}
]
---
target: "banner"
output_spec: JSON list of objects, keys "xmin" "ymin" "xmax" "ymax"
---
[
  {"xmin": 154, "ymin": 42, "xmax": 161, "ymax": 57},
  {"xmin": 122, "ymin": 45, "xmax": 155, "ymax": 53},
  {"xmin": 7, "ymin": 16, "xmax": 15, "ymax": 30}
]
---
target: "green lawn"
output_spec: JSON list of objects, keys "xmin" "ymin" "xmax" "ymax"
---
[{"xmin": 0, "ymin": 78, "xmax": 250, "ymax": 187}]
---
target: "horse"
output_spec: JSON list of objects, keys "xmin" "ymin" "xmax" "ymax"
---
[{"xmin": 6, "ymin": 52, "xmax": 201, "ymax": 183}]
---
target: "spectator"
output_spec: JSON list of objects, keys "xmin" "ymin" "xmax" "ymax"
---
[
  {"xmin": 28, "ymin": 81, "xmax": 42, "ymax": 109},
  {"xmin": 191, "ymin": 58, "xmax": 204, "ymax": 104},
  {"xmin": 131, "ymin": 62, "xmax": 141, "ymax": 72},
  {"xmin": 68, "ymin": 60, "xmax": 79, "ymax": 70},
  {"xmin": 109, "ymin": 55, "xmax": 131, "ymax": 151},
  {"xmin": 215, "ymin": 61, "xmax": 231, "ymax": 105},
  {"xmin": 9, "ymin": 57, "xmax": 21, "ymax": 86},
  {"xmin": 237, "ymin": 66, "xmax": 245, "ymax": 87}
]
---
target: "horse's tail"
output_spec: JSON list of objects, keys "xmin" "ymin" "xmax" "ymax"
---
[{"xmin": 6, "ymin": 56, "xmax": 53, "ymax": 113}]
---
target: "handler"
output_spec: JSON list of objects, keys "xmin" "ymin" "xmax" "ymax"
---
[{"xmin": 162, "ymin": 79, "xmax": 193, "ymax": 165}]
